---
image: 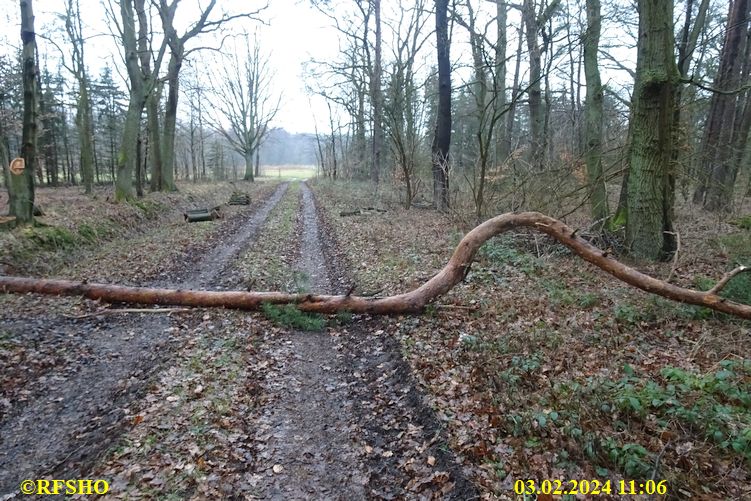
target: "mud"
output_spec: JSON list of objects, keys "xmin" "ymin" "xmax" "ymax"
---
[
  {"xmin": 245, "ymin": 182, "xmax": 477, "ymax": 499},
  {"xmin": 0, "ymin": 184, "xmax": 288, "ymax": 498}
]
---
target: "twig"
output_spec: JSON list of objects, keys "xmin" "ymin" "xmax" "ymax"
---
[
  {"xmin": 651, "ymin": 441, "xmax": 672, "ymax": 481},
  {"xmin": 708, "ymin": 266, "xmax": 750, "ymax": 295},
  {"xmin": 63, "ymin": 308, "xmax": 192, "ymax": 319}
]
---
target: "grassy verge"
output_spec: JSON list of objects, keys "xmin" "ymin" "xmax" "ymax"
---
[{"xmin": 0, "ymin": 181, "xmax": 278, "ymax": 278}]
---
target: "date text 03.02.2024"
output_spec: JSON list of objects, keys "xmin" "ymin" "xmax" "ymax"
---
[{"xmin": 514, "ymin": 479, "xmax": 668, "ymax": 496}]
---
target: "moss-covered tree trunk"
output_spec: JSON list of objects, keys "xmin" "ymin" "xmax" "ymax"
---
[
  {"xmin": 625, "ymin": 0, "xmax": 679, "ymax": 260},
  {"xmin": 115, "ymin": 0, "xmax": 145, "ymax": 201},
  {"xmin": 583, "ymin": 0, "xmax": 608, "ymax": 222},
  {"xmin": 371, "ymin": 0, "xmax": 383, "ymax": 184},
  {"xmin": 9, "ymin": 0, "xmax": 37, "ymax": 225}
]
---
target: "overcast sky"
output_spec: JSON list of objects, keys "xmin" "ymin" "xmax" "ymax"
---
[
  {"xmin": 9, "ymin": 0, "xmax": 340, "ymax": 135},
  {"xmin": 2, "ymin": 0, "xmax": 639, "ymax": 136}
]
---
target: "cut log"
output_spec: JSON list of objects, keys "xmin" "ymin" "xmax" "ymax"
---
[
  {"xmin": 339, "ymin": 207, "xmax": 388, "ymax": 217},
  {"xmin": 1, "ymin": 211, "xmax": 750, "ymax": 319},
  {"xmin": 184, "ymin": 207, "xmax": 221, "ymax": 222}
]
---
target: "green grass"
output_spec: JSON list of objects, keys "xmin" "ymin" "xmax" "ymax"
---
[{"xmin": 261, "ymin": 303, "xmax": 327, "ymax": 331}]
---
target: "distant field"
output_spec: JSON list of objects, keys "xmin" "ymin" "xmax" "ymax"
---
[{"xmin": 260, "ymin": 164, "xmax": 316, "ymax": 179}]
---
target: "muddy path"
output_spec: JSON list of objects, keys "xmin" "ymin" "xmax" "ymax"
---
[
  {"xmin": 246, "ymin": 182, "xmax": 477, "ymax": 499},
  {"xmin": 0, "ymin": 183, "xmax": 288, "ymax": 498}
]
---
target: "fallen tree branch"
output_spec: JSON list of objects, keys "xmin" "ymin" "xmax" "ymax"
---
[
  {"xmin": 62, "ymin": 307, "xmax": 192, "ymax": 319},
  {"xmin": 1, "ymin": 212, "xmax": 750, "ymax": 319},
  {"xmin": 708, "ymin": 266, "xmax": 750, "ymax": 295}
]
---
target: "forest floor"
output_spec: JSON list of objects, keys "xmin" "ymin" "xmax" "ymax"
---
[{"xmin": 0, "ymin": 178, "xmax": 749, "ymax": 500}]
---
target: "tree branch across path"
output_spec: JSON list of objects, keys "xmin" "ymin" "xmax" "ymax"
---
[{"xmin": 1, "ymin": 212, "xmax": 750, "ymax": 319}]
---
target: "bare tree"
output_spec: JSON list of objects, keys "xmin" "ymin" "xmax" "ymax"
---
[
  {"xmin": 209, "ymin": 34, "xmax": 279, "ymax": 182},
  {"xmin": 57, "ymin": 0, "xmax": 94, "ymax": 193},
  {"xmin": 156, "ymin": 0, "xmax": 264, "ymax": 192},
  {"xmin": 383, "ymin": 0, "xmax": 430, "ymax": 208}
]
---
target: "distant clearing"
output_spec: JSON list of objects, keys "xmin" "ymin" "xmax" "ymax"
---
[{"xmin": 260, "ymin": 164, "xmax": 316, "ymax": 180}]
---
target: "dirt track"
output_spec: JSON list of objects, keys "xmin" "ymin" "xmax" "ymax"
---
[
  {"xmin": 0, "ymin": 181, "xmax": 476, "ymax": 499},
  {"xmin": 0, "ymin": 184, "xmax": 288, "ymax": 497}
]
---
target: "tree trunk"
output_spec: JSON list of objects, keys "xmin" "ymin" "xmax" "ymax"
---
[
  {"xmin": 583, "ymin": 0, "xmax": 608, "ymax": 222},
  {"xmin": 147, "ymin": 87, "xmax": 164, "ymax": 192},
  {"xmin": 2, "ymin": 211, "xmax": 749, "ymax": 319},
  {"xmin": 243, "ymin": 150, "xmax": 254, "ymax": 181},
  {"xmin": 9, "ymin": 0, "xmax": 37, "ymax": 225},
  {"xmin": 115, "ymin": 0, "xmax": 145, "ymax": 201},
  {"xmin": 161, "ymin": 50, "xmax": 181, "ymax": 192},
  {"xmin": 495, "ymin": 0, "xmax": 508, "ymax": 163},
  {"xmin": 432, "ymin": 0, "xmax": 451, "ymax": 211},
  {"xmin": 255, "ymin": 147, "xmax": 260, "ymax": 178},
  {"xmin": 371, "ymin": 0, "xmax": 383, "ymax": 184},
  {"xmin": 522, "ymin": 0, "xmax": 544, "ymax": 169},
  {"xmin": 76, "ymin": 81, "xmax": 94, "ymax": 194},
  {"xmin": 504, "ymin": 26, "xmax": 524, "ymax": 159},
  {"xmin": 693, "ymin": 0, "xmax": 749, "ymax": 211},
  {"xmin": 626, "ymin": 0, "xmax": 679, "ymax": 260}
]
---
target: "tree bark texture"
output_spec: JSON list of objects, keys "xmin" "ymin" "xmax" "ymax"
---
[
  {"xmin": 2, "ymin": 212, "xmax": 749, "ymax": 319},
  {"xmin": 626, "ymin": 0, "xmax": 679, "ymax": 260},
  {"xmin": 10, "ymin": 0, "xmax": 37, "ymax": 225},
  {"xmin": 432, "ymin": 0, "xmax": 451, "ymax": 211}
]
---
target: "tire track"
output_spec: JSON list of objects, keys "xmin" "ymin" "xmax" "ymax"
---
[
  {"xmin": 248, "ymin": 182, "xmax": 368, "ymax": 500},
  {"xmin": 246, "ymin": 181, "xmax": 477, "ymax": 500},
  {"xmin": 0, "ymin": 183, "xmax": 289, "ymax": 497}
]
